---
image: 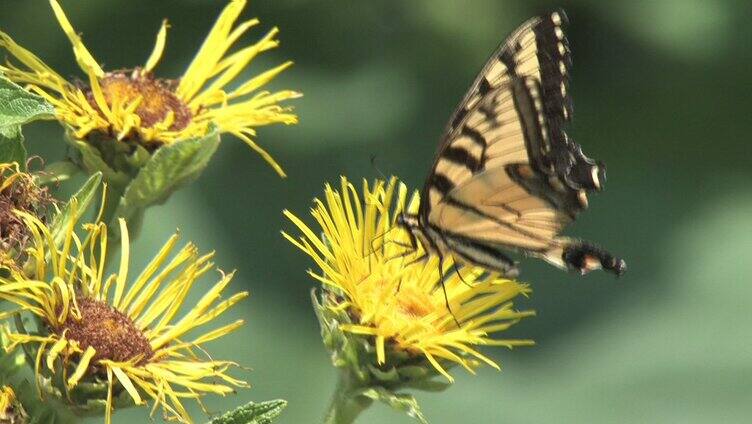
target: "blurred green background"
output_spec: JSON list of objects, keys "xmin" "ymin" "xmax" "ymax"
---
[{"xmin": 2, "ymin": 0, "xmax": 751, "ymax": 422}]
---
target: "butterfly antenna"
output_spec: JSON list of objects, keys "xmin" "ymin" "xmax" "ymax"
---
[{"xmin": 370, "ymin": 155, "xmax": 388, "ymax": 180}]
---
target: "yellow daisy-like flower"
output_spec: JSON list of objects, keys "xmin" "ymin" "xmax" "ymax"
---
[
  {"xmin": 283, "ymin": 177, "xmax": 535, "ymax": 381},
  {"xmin": 0, "ymin": 0, "xmax": 300, "ymax": 176},
  {"xmin": 0, "ymin": 211, "xmax": 248, "ymax": 423}
]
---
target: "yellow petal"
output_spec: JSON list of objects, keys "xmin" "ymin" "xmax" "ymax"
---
[
  {"xmin": 67, "ymin": 346, "xmax": 96, "ymax": 388},
  {"xmin": 177, "ymin": 0, "xmax": 248, "ymax": 100},
  {"xmin": 144, "ymin": 19, "xmax": 169, "ymax": 72},
  {"xmin": 105, "ymin": 367, "xmax": 113, "ymax": 424},
  {"xmin": 111, "ymin": 366, "xmax": 143, "ymax": 405},
  {"xmin": 231, "ymin": 130, "xmax": 286, "ymax": 178},
  {"xmin": 112, "ymin": 218, "xmax": 130, "ymax": 309},
  {"xmin": 46, "ymin": 337, "xmax": 68, "ymax": 371},
  {"xmin": 49, "ymin": 0, "xmax": 104, "ymax": 77}
]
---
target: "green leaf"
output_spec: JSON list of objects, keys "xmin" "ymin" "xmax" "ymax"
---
[
  {"xmin": 358, "ymin": 387, "xmax": 428, "ymax": 424},
  {"xmin": 0, "ymin": 75, "xmax": 54, "ymax": 139},
  {"xmin": 49, "ymin": 172, "xmax": 102, "ymax": 246},
  {"xmin": 113, "ymin": 126, "xmax": 220, "ymax": 225},
  {"xmin": 0, "ymin": 133, "xmax": 27, "ymax": 166},
  {"xmin": 208, "ymin": 399, "xmax": 288, "ymax": 424}
]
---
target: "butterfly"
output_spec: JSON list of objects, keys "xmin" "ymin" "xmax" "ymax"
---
[{"xmin": 396, "ymin": 9, "xmax": 626, "ymax": 277}]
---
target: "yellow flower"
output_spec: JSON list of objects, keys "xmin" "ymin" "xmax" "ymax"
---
[
  {"xmin": 0, "ymin": 210, "xmax": 248, "ymax": 423},
  {"xmin": 0, "ymin": 0, "xmax": 300, "ymax": 176},
  {"xmin": 283, "ymin": 177, "xmax": 535, "ymax": 381}
]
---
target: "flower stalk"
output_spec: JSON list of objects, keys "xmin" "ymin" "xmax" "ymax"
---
[{"xmin": 324, "ymin": 369, "xmax": 372, "ymax": 424}]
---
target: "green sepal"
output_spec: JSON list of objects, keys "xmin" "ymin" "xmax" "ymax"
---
[
  {"xmin": 49, "ymin": 172, "xmax": 102, "ymax": 247},
  {"xmin": 357, "ymin": 387, "xmax": 428, "ymax": 424},
  {"xmin": 65, "ymin": 125, "xmax": 220, "ymax": 236},
  {"xmin": 68, "ymin": 139, "xmax": 130, "ymax": 188},
  {"xmin": 313, "ymin": 287, "xmax": 454, "ymax": 423},
  {"xmin": 208, "ymin": 399, "xmax": 287, "ymax": 424},
  {"xmin": 113, "ymin": 125, "xmax": 220, "ymax": 226}
]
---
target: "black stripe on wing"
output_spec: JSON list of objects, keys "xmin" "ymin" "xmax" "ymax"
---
[
  {"xmin": 526, "ymin": 11, "xmax": 606, "ymax": 193},
  {"xmin": 442, "ymin": 146, "xmax": 484, "ymax": 173},
  {"xmin": 531, "ymin": 9, "xmax": 573, "ymax": 124}
]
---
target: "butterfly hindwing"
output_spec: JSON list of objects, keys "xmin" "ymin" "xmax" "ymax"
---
[{"xmin": 427, "ymin": 81, "xmax": 574, "ymax": 253}]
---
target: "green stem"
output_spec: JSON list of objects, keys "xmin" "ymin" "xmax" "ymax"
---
[{"xmin": 323, "ymin": 370, "xmax": 372, "ymax": 424}]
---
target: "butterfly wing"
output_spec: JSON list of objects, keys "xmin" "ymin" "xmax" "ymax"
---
[
  {"xmin": 427, "ymin": 79, "xmax": 580, "ymax": 251},
  {"xmin": 443, "ymin": 10, "xmax": 571, "ymax": 137},
  {"xmin": 421, "ymin": 10, "xmax": 625, "ymax": 275},
  {"xmin": 422, "ymin": 10, "xmax": 578, "ymax": 216}
]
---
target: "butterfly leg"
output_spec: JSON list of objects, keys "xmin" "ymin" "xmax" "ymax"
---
[
  {"xmin": 402, "ymin": 251, "xmax": 428, "ymax": 267},
  {"xmin": 367, "ymin": 229, "xmax": 404, "ymax": 258},
  {"xmin": 437, "ymin": 255, "xmax": 461, "ymax": 328},
  {"xmin": 391, "ymin": 252, "xmax": 429, "ymax": 293},
  {"xmin": 452, "ymin": 260, "xmax": 473, "ymax": 288},
  {"xmin": 384, "ymin": 245, "xmax": 425, "ymax": 264}
]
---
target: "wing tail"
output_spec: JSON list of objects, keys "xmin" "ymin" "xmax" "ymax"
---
[{"xmin": 541, "ymin": 238, "xmax": 627, "ymax": 276}]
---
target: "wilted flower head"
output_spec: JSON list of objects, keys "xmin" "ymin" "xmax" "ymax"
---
[
  {"xmin": 0, "ymin": 210, "xmax": 248, "ymax": 423},
  {"xmin": 0, "ymin": 386, "xmax": 27, "ymax": 424},
  {"xmin": 0, "ymin": 0, "xmax": 300, "ymax": 176},
  {"xmin": 284, "ymin": 177, "xmax": 535, "ymax": 382},
  {"xmin": 0, "ymin": 162, "xmax": 53, "ymax": 268}
]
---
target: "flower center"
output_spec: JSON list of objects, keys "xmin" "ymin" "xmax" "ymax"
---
[
  {"xmin": 395, "ymin": 287, "xmax": 435, "ymax": 319},
  {"xmin": 61, "ymin": 297, "xmax": 153, "ymax": 364},
  {"xmin": 89, "ymin": 70, "xmax": 193, "ymax": 134}
]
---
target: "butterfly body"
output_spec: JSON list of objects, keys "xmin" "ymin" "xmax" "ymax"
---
[{"xmin": 397, "ymin": 10, "xmax": 626, "ymax": 277}]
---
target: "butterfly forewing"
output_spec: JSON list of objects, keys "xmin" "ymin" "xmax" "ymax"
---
[{"xmin": 445, "ymin": 10, "xmax": 572, "ymax": 136}]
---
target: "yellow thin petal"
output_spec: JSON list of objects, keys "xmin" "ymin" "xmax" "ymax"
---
[
  {"xmin": 177, "ymin": 0, "xmax": 248, "ymax": 100},
  {"xmin": 67, "ymin": 346, "xmax": 96, "ymax": 388},
  {"xmin": 144, "ymin": 19, "xmax": 169, "ymax": 72},
  {"xmin": 121, "ymin": 233, "xmax": 180, "ymax": 310},
  {"xmin": 188, "ymin": 320, "xmax": 244, "ymax": 346},
  {"xmin": 231, "ymin": 130, "xmax": 285, "ymax": 177},
  {"xmin": 111, "ymin": 366, "xmax": 143, "ymax": 405},
  {"xmin": 421, "ymin": 349, "xmax": 454, "ymax": 382},
  {"xmin": 127, "ymin": 243, "xmax": 198, "ymax": 319},
  {"xmin": 376, "ymin": 335, "xmax": 386, "ymax": 364},
  {"xmin": 49, "ymin": 0, "xmax": 103, "ymax": 77},
  {"xmin": 112, "ymin": 218, "xmax": 130, "ymax": 308},
  {"xmin": 105, "ymin": 367, "xmax": 114, "ymax": 424},
  {"xmin": 46, "ymin": 336, "xmax": 68, "ymax": 371}
]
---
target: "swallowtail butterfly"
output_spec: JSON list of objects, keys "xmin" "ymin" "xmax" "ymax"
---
[{"xmin": 397, "ymin": 10, "xmax": 626, "ymax": 277}]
